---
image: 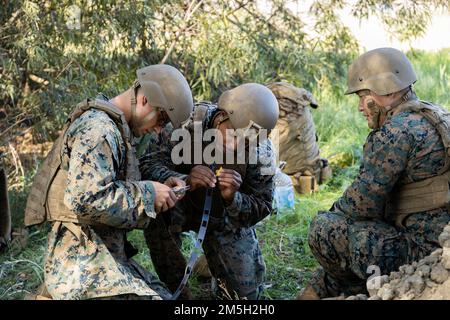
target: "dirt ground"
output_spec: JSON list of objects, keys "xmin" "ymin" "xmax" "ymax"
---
[{"xmin": 347, "ymin": 223, "xmax": 450, "ymax": 300}]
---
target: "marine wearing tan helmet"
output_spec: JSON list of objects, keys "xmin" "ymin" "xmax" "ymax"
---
[
  {"xmin": 25, "ymin": 64, "xmax": 194, "ymax": 228},
  {"xmin": 217, "ymin": 83, "xmax": 279, "ymax": 132},
  {"xmin": 130, "ymin": 64, "xmax": 194, "ymax": 135},
  {"xmin": 23, "ymin": 64, "xmax": 195, "ymax": 300},
  {"xmin": 346, "ymin": 47, "xmax": 418, "ymax": 129},
  {"xmin": 298, "ymin": 47, "xmax": 450, "ymax": 301}
]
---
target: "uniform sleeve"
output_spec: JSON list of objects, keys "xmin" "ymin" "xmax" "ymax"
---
[
  {"xmin": 139, "ymin": 124, "xmax": 187, "ymax": 183},
  {"xmin": 224, "ymin": 140, "xmax": 275, "ymax": 228},
  {"xmin": 334, "ymin": 116, "xmax": 413, "ymax": 219},
  {"xmin": 63, "ymin": 114, "xmax": 156, "ymax": 229}
]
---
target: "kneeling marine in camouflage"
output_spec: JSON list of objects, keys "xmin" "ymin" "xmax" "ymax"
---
[
  {"xmin": 140, "ymin": 83, "xmax": 279, "ymax": 300},
  {"xmin": 302, "ymin": 47, "xmax": 450, "ymax": 299},
  {"xmin": 24, "ymin": 64, "xmax": 194, "ymax": 299}
]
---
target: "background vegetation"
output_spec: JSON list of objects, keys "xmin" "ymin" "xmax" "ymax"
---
[{"xmin": 0, "ymin": 0, "xmax": 449, "ymax": 299}]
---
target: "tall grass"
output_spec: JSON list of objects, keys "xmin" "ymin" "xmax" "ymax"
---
[
  {"xmin": 1, "ymin": 49, "xmax": 449, "ymax": 300},
  {"xmin": 409, "ymin": 49, "xmax": 450, "ymax": 106}
]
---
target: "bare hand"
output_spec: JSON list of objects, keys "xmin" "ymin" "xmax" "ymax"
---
[
  {"xmin": 186, "ymin": 165, "xmax": 216, "ymax": 190},
  {"xmin": 151, "ymin": 181, "xmax": 178, "ymax": 213},
  {"xmin": 217, "ymin": 169, "xmax": 242, "ymax": 202},
  {"xmin": 164, "ymin": 176, "xmax": 187, "ymax": 199}
]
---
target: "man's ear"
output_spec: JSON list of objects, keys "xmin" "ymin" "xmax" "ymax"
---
[
  {"xmin": 217, "ymin": 110, "xmax": 228, "ymax": 121},
  {"xmin": 141, "ymin": 94, "xmax": 148, "ymax": 107}
]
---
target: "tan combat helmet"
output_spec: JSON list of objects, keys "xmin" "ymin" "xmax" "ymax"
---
[
  {"xmin": 346, "ymin": 47, "xmax": 417, "ymax": 96},
  {"xmin": 135, "ymin": 64, "xmax": 194, "ymax": 128},
  {"xmin": 218, "ymin": 83, "xmax": 279, "ymax": 131}
]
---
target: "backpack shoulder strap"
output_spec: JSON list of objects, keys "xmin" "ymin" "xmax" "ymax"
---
[
  {"xmin": 182, "ymin": 101, "xmax": 211, "ymax": 130},
  {"xmin": 398, "ymin": 100, "xmax": 450, "ymax": 174},
  {"xmin": 193, "ymin": 101, "xmax": 210, "ymax": 122}
]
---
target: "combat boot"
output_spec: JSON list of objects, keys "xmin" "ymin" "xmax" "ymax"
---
[
  {"xmin": 296, "ymin": 285, "xmax": 320, "ymax": 300},
  {"xmin": 297, "ymin": 267, "xmax": 345, "ymax": 300}
]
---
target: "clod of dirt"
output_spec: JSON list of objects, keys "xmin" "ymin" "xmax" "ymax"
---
[
  {"xmin": 361, "ymin": 222, "xmax": 450, "ymax": 300},
  {"xmin": 438, "ymin": 225, "xmax": 450, "ymax": 248},
  {"xmin": 367, "ymin": 275, "xmax": 389, "ymax": 297},
  {"xmin": 378, "ymin": 284, "xmax": 395, "ymax": 300},
  {"xmin": 430, "ymin": 264, "xmax": 448, "ymax": 284},
  {"xmin": 416, "ymin": 265, "xmax": 431, "ymax": 277},
  {"xmin": 409, "ymin": 274, "xmax": 426, "ymax": 294},
  {"xmin": 442, "ymin": 247, "xmax": 450, "ymax": 269}
]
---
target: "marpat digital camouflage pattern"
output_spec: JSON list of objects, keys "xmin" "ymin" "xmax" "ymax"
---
[
  {"xmin": 308, "ymin": 94, "xmax": 450, "ymax": 297},
  {"xmin": 44, "ymin": 96, "xmax": 170, "ymax": 300},
  {"xmin": 139, "ymin": 102, "xmax": 275, "ymax": 299}
]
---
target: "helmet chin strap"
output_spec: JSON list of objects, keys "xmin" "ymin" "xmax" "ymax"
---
[
  {"xmin": 213, "ymin": 111, "xmax": 229, "ymax": 129},
  {"xmin": 129, "ymin": 81, "xmax": 158, "ymax": 137},
  {"xmin": 130, "ymin": 81, "xmax": 140, "ymax": 136},
  {"xmin": 367, "ymin": 88, "xmax": 413, "ymax": 129},
  {"xmin": 366, "ymin": 98, "xmax": 385, "ymax": 129}
]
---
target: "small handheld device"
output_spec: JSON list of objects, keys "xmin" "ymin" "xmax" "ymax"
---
[{"xmin": 172, "ymin": 185, "xmax": 191, "ymax": 196}]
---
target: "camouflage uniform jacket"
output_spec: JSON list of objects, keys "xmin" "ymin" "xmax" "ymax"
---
[
  {"xmin": 334, "ymin": 97, "xmax": 448, "ymax": 230},
  {"xmin": 45, "ymin": 98, "xmax": 162, "ymax": 300},
  {"xmin": 139, "ymin": 103, "xmax": 275, "ymax": 230}
]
